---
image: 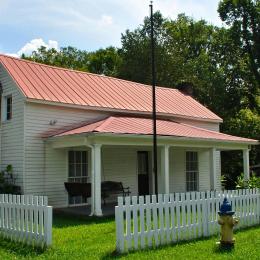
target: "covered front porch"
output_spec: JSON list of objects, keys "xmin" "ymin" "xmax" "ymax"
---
[{"xmin": 45, "ymin": 117, "xmax": 256, "ymax": 216}]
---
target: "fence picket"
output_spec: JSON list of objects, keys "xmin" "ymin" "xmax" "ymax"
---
[
  {"xmin": 115, "ymin": 197, "xmax": 124, "ymax": 253},
  {"xmin": 180, "ymin": 193, "xmax": 186, "ymax": 240},
  {"xmin": 169, "ymin": 194, "xmax": 176, "ymax": 242},
  {"xmin": 151, "ymin": 195, "xmax": 159, "ymax": 246},
  {"xmin": 139, "ymin": 196, "xmax": 145, "ymax": 249},
  {"xmin": 164, "ymin": 194, "xmax": 170, "ymax": 244},
  {"xmin": 191, "ymin": 192, "xmax": 196, "ymax": 238},
  {"xmin": 255, "ymin": 189, "xmax": 259, "ymax": 224},
  {"xmin": 176, "ymin": 193, "xmax": 181, "ymax": 241},
  {"xmin": 131, "ymin": 196, "xmax": 138, "ymax": 249},
  {"xmin": 158, "ymin": 195, "xmax": 165, "ymax": 245},
  {"xmin": 186, "ymin": 192, "xmax": 191, "ymax": 240},
  {"xmin": 145, "ymin": 195, "xmax": 152, "ymax": 247},
  {"xmin": 124, "ymin": 197, "xmax": 131, "ymax": 251}
]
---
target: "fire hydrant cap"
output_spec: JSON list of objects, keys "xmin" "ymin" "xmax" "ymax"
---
[{"xmin": 218, "ymin": 197, "xmax": 234, "ymax": 216}]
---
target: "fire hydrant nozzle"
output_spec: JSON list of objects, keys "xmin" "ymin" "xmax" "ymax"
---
[{"xmin": 217, "ymin": 197, "xmax": 239, "ymax": 247}]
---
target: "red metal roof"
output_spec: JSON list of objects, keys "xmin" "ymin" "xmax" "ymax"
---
[
  {"xmin": 49, "ymin": 116, "xmax": 257, "ymax": 144},
  {"xmin": 0, "ymin": 54, "xmax": 222, "ymax": 122}
]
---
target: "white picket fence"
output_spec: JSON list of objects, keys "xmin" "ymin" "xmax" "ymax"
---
[
  {"xmin": 0, "ymin": 194, "xmax": 52, "ymax": 247},
  {"xmin": 115, "ymin": 189, "xmax": 260, "ymax": 253}
]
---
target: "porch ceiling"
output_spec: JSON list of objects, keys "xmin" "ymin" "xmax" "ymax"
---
[{"xmin": 45, "ymin": 116, "xmax": 258, "ymax": 150}]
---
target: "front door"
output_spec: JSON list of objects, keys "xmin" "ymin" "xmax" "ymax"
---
[{"xmin": 137, "ymin": 151, "xmax": 150, "ymax": 196}]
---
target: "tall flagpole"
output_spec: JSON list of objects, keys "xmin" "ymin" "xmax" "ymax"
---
[{"xmin": 150, "ymin": 1, "xmax": 158, "ymax": 194}]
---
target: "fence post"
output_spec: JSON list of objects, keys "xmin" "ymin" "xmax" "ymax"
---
[
  {"xmin": 45, "ymin": 206, "xmax": 52, "ymax": 247},
  {"xmin": 116, "ymin": 197, "xmax": 124, "ymax": 253}
]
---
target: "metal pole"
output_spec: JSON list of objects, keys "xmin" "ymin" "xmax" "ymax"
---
[{"xmin": 150, "ymin": 1, "xmax": 158, "ymax": 194}]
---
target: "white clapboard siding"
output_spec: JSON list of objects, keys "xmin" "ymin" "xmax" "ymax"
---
[
  {"xmin": 0, "ymin": 64, "xmax": 25, "ymax": 189},
  {"xmin": 0, "ymin": 194, "xmax": 52, "ymax": 247},
  {"xmin": 115, "ymin": 189, "xmax": 260, "ymax": 253}
]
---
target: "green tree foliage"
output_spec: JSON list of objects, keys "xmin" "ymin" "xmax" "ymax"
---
[
  {"xmin": 87, "ymin": 47, "xmax": 122, "ymax": 77},
  {"xmin": 218, "ymin": 0, "xmax": 260, "ymax": 109},
  {"xmin": 22, "ymin": 46, "xmax": 121, "ymax": 76}
]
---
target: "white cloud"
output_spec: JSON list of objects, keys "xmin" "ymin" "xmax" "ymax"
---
[
  {"xmin": 99, "ymin": 15, "xmax": 113, "ymax": 26},
  {"xmin": 7, "ymin": 38, "xmax": 59, "ymax": 57}
]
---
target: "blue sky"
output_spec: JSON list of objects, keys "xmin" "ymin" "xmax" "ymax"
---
[{"xmin": 0, "ymin": 0, "xmax": 223, "ymax": 56}]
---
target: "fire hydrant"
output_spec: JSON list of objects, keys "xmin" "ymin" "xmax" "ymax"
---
[{"xmin": 217, "ymin": 197, "xmax": 239, "ymax": 247}]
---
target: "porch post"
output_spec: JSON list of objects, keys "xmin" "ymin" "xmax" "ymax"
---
[
  {"xmin": 161, "ymin": 145, "xmax": 170, "ymax": 194},
  {"xmin": 210, "ymin": 148, "xmax": 217, "ymax": 190},
  {"xmin": 90, "ymin": 146, "xmax": 95, "ymax": 216},
  {"xmin": 90, "ymin": 144, "xmax": 103, "ymax": 216},
  {"xmin": 243, "ymin": 148, "xmax": 250, "ymax": 181}
]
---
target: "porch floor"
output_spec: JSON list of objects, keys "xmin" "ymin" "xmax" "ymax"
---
[{"xmin": 54, "ymin": 202, "xmax": 116, "ymax": 217}]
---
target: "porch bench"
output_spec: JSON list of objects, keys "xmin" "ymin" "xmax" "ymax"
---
[
  {"xmin": 101, "ymin": 181, "xmax": 131, "ymax": 204},
  {"xmin": 64, "ymin": 181, "xmax": 131, "ymax": 205}
]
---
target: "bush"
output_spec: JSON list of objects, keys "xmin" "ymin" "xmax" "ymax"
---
[
  {"xmin": 236, "ymin": 173, "xmax": 260, "ymax": 189},
  {"xmin": 0, "ymin": 165, "xmax": 21, "ymax": 194}
]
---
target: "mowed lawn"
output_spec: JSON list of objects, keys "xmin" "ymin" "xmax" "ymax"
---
[{"xmin": 0, "ymin": 214, "xmax": 260, "ymax": 260}]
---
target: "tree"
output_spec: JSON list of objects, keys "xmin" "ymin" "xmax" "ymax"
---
[
  {"xmin": 218, "ymin": 0, "xmax": 260, "ymax": 109},
  {"xmin": 221, "ymin": 108, "xmax": 260, "ymax": 188},
  {"xmin": 22, "ymin": 46, "xmax": 121, "ymax": 76},
  {"xmin": 87, "ymin": 47, "xmax": 122, "ymax": 77},
  {"xmin": 119, "ymin": 11, "xmax": 168, "ymax": 85}
]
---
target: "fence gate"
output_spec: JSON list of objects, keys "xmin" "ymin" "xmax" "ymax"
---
[{"xmin": 115, "ymin": 189, "xmax": 260, "ymax": 253}]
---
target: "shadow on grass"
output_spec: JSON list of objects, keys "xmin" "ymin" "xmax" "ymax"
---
[
  {"xmin": 101, "ymin": 235, "xmax": 218, "ymax": 259},
  {"xmin": 53, "ymin": 213, "xmax": 115, "ymax": 228},
  {"xmin": 213, "ymin": 244, "xmax": 234, "ymax": 254},
  {"xmin": 0, "ymin": 238, "xmax": 47, "ymax": 258}
]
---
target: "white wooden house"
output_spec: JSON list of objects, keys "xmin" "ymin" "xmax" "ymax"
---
[{"xmin": 0, "ymin": 54, "xmax": 258, "ymax": 216}]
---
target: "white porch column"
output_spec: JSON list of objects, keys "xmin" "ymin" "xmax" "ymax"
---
[
  {"xmin": 243, "ymin": 148, "xmax": 250, "ymax": 181},
  {"xmin": 90, "ymin": 144, "xmax": 103, "ymax": 216},
  {"xmin": 161, "ymin": 145, "xmax": 170, "ymax": 194},
  {"xmin": 210, "ymin": 148, "xmax": 217, "ymax": 190}
]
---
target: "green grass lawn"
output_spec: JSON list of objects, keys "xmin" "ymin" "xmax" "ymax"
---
[{"xmin": 0, "ymin": 214, "xmax": 260, "ymax": 260}]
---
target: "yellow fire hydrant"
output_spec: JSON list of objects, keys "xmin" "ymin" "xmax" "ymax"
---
[{"xmin": 218, "ymin": 197, "xmax": 239, "ymax": 247}]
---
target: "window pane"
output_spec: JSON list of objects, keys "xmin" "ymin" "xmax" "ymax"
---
[
  {"xmin": 82, "ymin": 164, "xmax": 87, "ymax": 176},
  {"xmin": 75, "ymin": 164, "xmax": 81, "ymax": 176},
  {"xmin": 82, "ymin": 151, "xmax": 87, "ymax": 163},
  {"xmin": 68, "ymin": 164, "xmax": 75, "ymax": 177},
  {"xmin": 69, "ymin": 151, "xmax": 74, "ymax": 164},
  {"xmin": 76, "ymin": 151, "xmax": 81, "ymax": 164}
]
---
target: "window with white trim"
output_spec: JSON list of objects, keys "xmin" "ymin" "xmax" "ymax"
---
[
  {"xmin": 68, "ymin": 151, "xmax": 88, "ymax": 204},
  {"xmin": 186, "ymin": 151, "xmax": 199, "ymax": 191},
  {"xmin": 5, "ymin": 95, "xmax": 12, "ymax": 121}
]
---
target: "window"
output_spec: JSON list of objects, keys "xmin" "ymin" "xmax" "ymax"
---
[
  {"xmin": 5, "ymin": 96, "xmax": 12, "ymax": 121},
  {"xmin": 68, "ymin": 151, "xmax": 88, "ymax": 205},
  {"xmin": 186, "ymin": 151, "xmax": 199, "ymax": 191},
  {"xmin": 68, "ymin": 151, "xmax": 88, "ymax": 183}
]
